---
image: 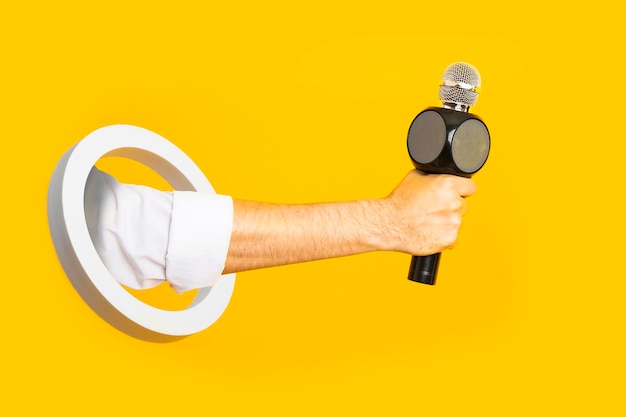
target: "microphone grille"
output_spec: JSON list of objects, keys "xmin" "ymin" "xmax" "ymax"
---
[{"xmin": 439, "ymin": 62, "xmax": 481, "ymax": 107}]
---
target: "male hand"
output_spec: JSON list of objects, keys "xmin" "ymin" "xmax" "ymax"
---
[{"xmin": 382, "ymin": 170, "xmax": 477, "ymax": 256}]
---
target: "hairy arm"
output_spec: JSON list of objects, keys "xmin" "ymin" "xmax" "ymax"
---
[{"xmin": 223, "ymin": 170, "xmax": 476, "ymax": 274}]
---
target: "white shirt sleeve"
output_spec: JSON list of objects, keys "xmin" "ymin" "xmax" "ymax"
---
[{"xmin": 84, "ymin": 167, "xmax": 233, "ymax": 293}]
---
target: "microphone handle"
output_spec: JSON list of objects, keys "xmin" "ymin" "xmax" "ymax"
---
[{"xmin": 408, "ymin": 253, "xmax": 441, "ymax": 285}]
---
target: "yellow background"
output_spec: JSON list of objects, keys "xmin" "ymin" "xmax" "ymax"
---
[{"xmin": 2, "ymin": 1, "xmax": 624, "ymax": 415}]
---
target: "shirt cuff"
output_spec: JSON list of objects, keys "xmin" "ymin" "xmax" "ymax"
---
[
  {"xmin": 165, "ymin": 191, "xmax": 233, "ymax": 293},
  {"xmin": 85, "ymin": 167, "xmax": 172, "ymax": 290}
]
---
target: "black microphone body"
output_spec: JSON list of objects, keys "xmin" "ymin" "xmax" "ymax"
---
[{"xmin": 406, "ymin": 80, "xmax": 490, "ymax": 285}]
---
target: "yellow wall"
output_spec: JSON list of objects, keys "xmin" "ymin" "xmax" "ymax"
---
[{"xmin": 2, "ymin": 1, "xmax": 624, "ymax": 415}]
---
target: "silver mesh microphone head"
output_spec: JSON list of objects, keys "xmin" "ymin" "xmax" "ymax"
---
[{"xmin": 439, "ymin": 62, "xmax": 481, "ymax": 111}]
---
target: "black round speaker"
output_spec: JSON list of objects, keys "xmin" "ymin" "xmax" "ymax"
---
[{"xmin": 407, "ymin": 107, "xmax": 490, "ymax": 177}]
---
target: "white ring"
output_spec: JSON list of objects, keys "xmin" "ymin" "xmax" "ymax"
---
[{"xmin": 47, "ymin": 124, "xmax": 235, "ymax": 341}]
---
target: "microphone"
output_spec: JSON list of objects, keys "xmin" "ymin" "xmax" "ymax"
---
[{"xmin": 406, "ymin": 62, "xmax": 490, "ymax": 285}]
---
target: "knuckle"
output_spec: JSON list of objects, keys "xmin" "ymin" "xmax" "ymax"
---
[
  {"xmin": 442, "ymin": 233, "xmax": 458, "ymax": 248},
  {"xmin": 437, "ymin": 175, "xmax": 456, "ymax": 189},
  {"xmin": 438, "ymin": 226, "xmax": 459, "ymax": 248},
  {"xmin": 449, "ymin": 198, "xmax": 463, "ymax": 211}
]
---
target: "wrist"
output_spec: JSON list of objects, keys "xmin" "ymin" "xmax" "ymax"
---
[{"xmin": 360, "ymin": 198, "xmax": 397, "ymax": 253}]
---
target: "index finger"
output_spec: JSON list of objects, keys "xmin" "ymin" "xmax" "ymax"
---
[{"xmin": 453, "ymin": 176, "xmax": 477, "ymax": 198}]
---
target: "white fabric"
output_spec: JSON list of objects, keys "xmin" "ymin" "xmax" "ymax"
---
[{"xmin": 84, "ymin": 167, "xmax": 233, "ymax": 293}]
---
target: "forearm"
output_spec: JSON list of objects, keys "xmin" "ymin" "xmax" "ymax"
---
[
  {"xmin": 223, "ymin": 199, "xmax": 391, "ymax": 273},
  {"xmin": 223, "ymin": 170, "xmax": 476, "ymax": 274}
]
